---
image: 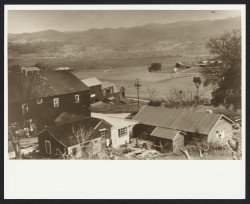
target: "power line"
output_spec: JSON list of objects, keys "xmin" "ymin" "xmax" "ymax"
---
[{"xmin": 134, "ymin": 78, "xmax": 141, "ymax": 109}]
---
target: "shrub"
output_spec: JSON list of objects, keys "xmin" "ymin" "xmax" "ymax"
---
[{"xmin": 148, "ymin": 62, "xmax": 162, "ymax": 72}]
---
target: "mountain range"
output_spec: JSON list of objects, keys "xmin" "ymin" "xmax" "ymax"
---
[{"xmin": 8, "ymin": 16, "xmax": 241, "ymax": 57}]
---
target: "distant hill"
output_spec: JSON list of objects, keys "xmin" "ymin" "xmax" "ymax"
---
[{"xmin": 8, "ymin": 16, "xmax": 241, "ymax": 57}]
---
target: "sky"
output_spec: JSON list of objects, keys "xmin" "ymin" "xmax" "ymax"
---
[{"xmin": 8, "ymin": 10, "xmax": 241, "ymax": 34}]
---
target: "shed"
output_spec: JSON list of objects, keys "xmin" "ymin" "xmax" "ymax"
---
[
  {"xmin": 21, "ymin": 67, "xmax": 40, "ymax": 76},
  {"xmin": 81, "ymin": 77, "xmax": 103, "ymax": 103},
  {"xmin": 176, "ymin": 62, "xmax": 184, "ymax": 68},
  {"xmin": 101, "ymin": 81, "xmax": 119, "ymax": 99},
  {"xmin": 150, "ymin": 127, "xmax": 186, "ymax": 152},
  {"xmin": 92, "ymin": 113, "xmax": 138, "ymax": 148},
  {"xmin": 38, "ymin": 117, "xmax": 112, "ymax": 158}
]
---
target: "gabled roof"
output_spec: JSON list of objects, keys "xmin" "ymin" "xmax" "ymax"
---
[
  {"xmin": 133, "ymin": 106, "xmax": 234, "ymax": 135},
  {"xmin": 150, "ymin": 127, "xmax": 185, "ymax": 140},
  {"xmin": 45, "ymin": 117, "xmax": 112, "ymax": 147},
  {"xmin": 92, "ymin": 113, "xmax": 138, "ymax": 129},
  {"xmin": 8, "ymin": 71, "xmax": 89, "ymax": 103},
  {"xmin": 102, "ymin": 81, "xmax": 119, "ymax": 93},
  {"xmin": 81, "ymin": 77, "xmax": 102, "ymax": 87}
]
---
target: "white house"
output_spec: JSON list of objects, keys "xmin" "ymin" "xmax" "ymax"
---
[{"xmin": 92, "ymin": 113, "xmax": 138, "ymax": 148}]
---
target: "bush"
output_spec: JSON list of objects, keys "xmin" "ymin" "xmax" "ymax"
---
[
  {"xmin": 148, "ymin": 62, "xmax": 162, "ymax": 72},
  {"xmin": 148, "ymin": 100, "xmax": 162, "ymax": 107}
]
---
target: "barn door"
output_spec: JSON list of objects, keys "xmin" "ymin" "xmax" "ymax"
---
[{"xmin": 45, "ymin": 140, "xmax": 51, "ymax": 154}]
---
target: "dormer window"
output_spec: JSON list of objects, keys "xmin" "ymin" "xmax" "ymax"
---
[
  {"xmin": 75, "ymin": 95, "xmax": 80, "ymax": 103},
  {"xmin": 37, "ymin": 99, "xmax": 43, "ymax": 104},
  {"xmin": 53, "ymin": 98, "xmax": 59, "ymax": 107}
]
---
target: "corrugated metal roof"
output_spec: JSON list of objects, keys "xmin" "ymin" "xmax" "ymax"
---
[
  {"xmin": 92, "ymin": 113, "xmax": 138, "ymax": 129},
  {"xmin": 133, "ymin": 106, "xmax": 232, "ymax": 135},
  {"xmin": 8, "ymin": 71, "xmax": 89, "ymax": 103},
  {"xmin": 81, "ymin": 77, "xmax": 102, "ymax": 87},
  {"xmin": 150, "ymin": 127, "xmax": 184, "ymax": 140}
]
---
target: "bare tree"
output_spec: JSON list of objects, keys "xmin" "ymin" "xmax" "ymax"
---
[{"xmin": 71, "ymin": 122, "xmax": 94, "ymax": 159}]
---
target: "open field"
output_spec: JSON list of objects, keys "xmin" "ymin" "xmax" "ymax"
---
[
  {"xmin": 74, "ymin": 65, "xmax": 213, "ymax": 100},
  {"xmin": 8, "ymin": 54, "xmax": 197, "ymax": 70}
]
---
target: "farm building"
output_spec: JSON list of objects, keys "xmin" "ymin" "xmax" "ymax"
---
[
  {"xmin": 38, "ymin": 117, "xmax": 112, "ymax": 158},
  {"xmin": 133, "ymin": 106, "xmax": 234, "ymax": 148},
  {"xmin": 21, "ymin": 67, "xmax": 40, "ymax": 76},
  {"xmin": 102, "ymin": 81, "xmax": 118, "ymax": 99},
  {"xmin": 92, "ymin": 113, "xmax": 138, "ymax": 148},
  {"xmin": 175, "ymin": 62, "xmax": 185, "ymax": 68},
  {"xmin": 8, "ymin": 71, "xmax": 91, "ymax": 127},
  {"xmin": 115, "ymin": 85, "xmax": 126, "ymax": 100},
  {"xmin": 81, "ymin": 77, "xmax": 103, "ymax": 103},
  {"xmin": 150, "ymin": 127, "xmax": 186, "ymax": 152},
  {"xmin": 55, "ymin": 67, "xmax": 74, "ymax": 71},
  {"xmin": 102, "ymin": 81, "xmax": 125, "ymax": 100}
]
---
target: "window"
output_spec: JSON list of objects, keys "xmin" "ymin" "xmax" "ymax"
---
[
  {"xmin": 91, "ymin": 93, "xmax": 96, "ymax": 98},
  {"xmin": 75, "ymin": 95, "xmax": 80, "ymax": 103},
  {"xmin": 118, "ymin": 127, "xmax": 127, "ymax": 137},
  {"xmin": 216, "ymin": 129, "xmax": 225, "ymax": 140},
  {"xmin": 100, "ymin": 130, "xmax": 106, "ymax": 138},
  {"xmin": 45, "ymin": 140, "xmax": 51, "ymax": 154},
  {"xmin": 103, "ymin": 89, "xmax": 106, "ymax": 96},
  {"xmin": 56, "ymin": 148, "xmax": 62, "ymax": 155},
  {"xmin": 53, "ymin": 98, "xmax": 59, "ymax": 107},
  {"xmin": 22, "ymin": 103, "xmax": 29, "ymax": 113},
  {"xmin": 110, "ymin": 88, "xmax": 113, "ymax": 94},
  {"xmin": 37, "ymin": 99, "xmax": 43, "ymax": 104}
]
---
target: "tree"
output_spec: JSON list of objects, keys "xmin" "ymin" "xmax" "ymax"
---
[
  {"xmin": 33, "ymin": 62, "xmax": 51, "ymax": 71},
  {"xmin": 148, "ymin": 63, "xmax": 162, "ymax": 72},
  {"xmin": 201, "ymin": 29, "xmax": 241, "ymax": 109},
  {"xmin": 193, "ymin": 77, "xmax": 202, "ymax": 108}
]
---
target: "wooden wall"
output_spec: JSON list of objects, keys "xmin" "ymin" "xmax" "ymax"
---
[{"xmin": 208, "ymin": 118, "xmax": 233, "ymax": 146}]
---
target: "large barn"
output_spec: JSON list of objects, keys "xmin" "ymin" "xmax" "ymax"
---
[
  {"xmin": 8, "ymin": 71, "xmax": 91, "ymax": 126},
  {"xmin": 133, "ymin": 106, "xmax": 234, "ymax": 148}
]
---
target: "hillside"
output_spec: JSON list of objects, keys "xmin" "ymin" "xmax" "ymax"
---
[{"xmin": 8, "ymin": 16, "xmax": 240, "ymax": 58}]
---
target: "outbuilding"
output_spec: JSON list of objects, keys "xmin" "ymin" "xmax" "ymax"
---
[
  {"xmin": 92, "ymin": 113, "xmax": 138, "ymax": 148},
  {"xmin": 81, "ymin": 77, "xmax": 103, "ymax": 103},
  {"xmin": 150, "ymin": 127, "xmax": 186, "ymax": 152},
  {"xmin": 38, "ymin": 117, "xmax": 112, "ymax": 159},
  {"xmin": 133, "ymin": 106, "xmax": 234, "ymax": 147}
]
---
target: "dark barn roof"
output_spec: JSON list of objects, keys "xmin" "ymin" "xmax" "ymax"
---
[
  {"xmin": 133, "ymin": 106, "xmax": 233, "ymax": 135},
  {"xmin": 44, "ymin": 117, "xmax": 112, "ymax": 147},
  {"xmin": 150, "ymin": 127, "xmax": 185, "ymax": 140},
  {"xmin": 8, "ymin": 71, "xmax": 90, "ymax": 103}
]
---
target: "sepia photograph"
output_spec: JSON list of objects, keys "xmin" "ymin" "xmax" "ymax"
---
[
  {"xmin": 6, "ymin": 8, "xmax": 244, "ymax": 161},
  {"xmin": 4, "ymin": 3, "xmax": 246, "ymax": 200}
]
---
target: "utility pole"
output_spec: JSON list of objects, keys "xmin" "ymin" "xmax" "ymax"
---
[{"xmin": 134, "ymin": 78, "xmax": 141, "ymax": 109}]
